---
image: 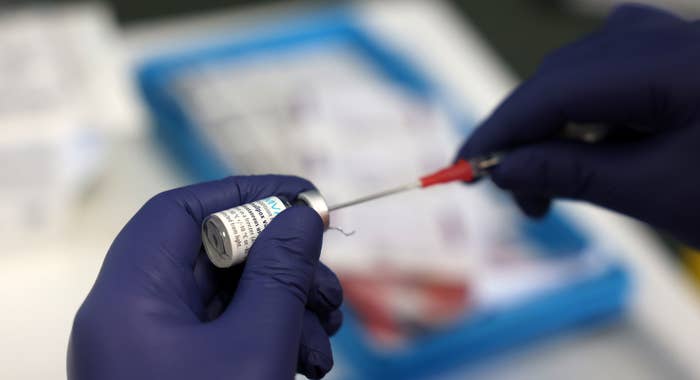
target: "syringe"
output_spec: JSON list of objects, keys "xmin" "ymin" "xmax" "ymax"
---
[
  {"xmin": 328, "ymin": 153, "xmax": 503, "ymax": 211},
  {"xmin": 202, "ymin": 122, "xmax": 610, "ymax": 268}
]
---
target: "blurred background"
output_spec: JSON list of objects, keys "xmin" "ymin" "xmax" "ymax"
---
[{"xmin": 2, "ymin": 0, "xmax": 700, "ymax": 379}]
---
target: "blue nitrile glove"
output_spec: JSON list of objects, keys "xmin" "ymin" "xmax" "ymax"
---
[
  {"xmin": 458, "ymin": 4, "xmax": 700, "ymax": 247},
  {"xmin": 68, "ymin": 175, "xmax": 343, "ymax": 380}
]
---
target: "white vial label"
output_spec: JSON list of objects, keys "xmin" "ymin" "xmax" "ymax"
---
[{"xmin": 205, "ymin": 196, "xmax": 288, "ymax": 267}]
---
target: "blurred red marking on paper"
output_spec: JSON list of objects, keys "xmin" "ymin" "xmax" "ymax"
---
[{"xmin": 341, "ymin": 269, "xmax": 471, "ymax": 348}]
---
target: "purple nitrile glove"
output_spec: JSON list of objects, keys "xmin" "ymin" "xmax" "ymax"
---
[
  {"xmin": 68, "ymin": 175, "xmax": 343, "ymax": 380},
  {"xmin": 458, "ymin": 4, "xmax": 700, "ymax": 247}
]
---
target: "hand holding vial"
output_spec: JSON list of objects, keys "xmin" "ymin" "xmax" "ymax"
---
[{"xmin": 68, "ymin": 176, "xmax": 343, "ymax": 380}]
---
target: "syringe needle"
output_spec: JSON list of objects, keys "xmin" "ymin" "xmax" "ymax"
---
[
  {"xmin": 328, "ymin": 181, "xmax": 421, "ymax": 211},
  {"xmin": 327, "ymin": 153, "xmax": 503, "ymax": 212}
]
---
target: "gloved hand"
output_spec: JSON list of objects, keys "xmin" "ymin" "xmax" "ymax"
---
[
  {"xmin": 458, "ymin": 4, "xmax": 700, "ymax": 247},
  {"xmin": 68, "ymin": 175, "xmax": 343, "ymax": 380}
]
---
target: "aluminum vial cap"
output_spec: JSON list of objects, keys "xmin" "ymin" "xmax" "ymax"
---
[{"xmin": 295, "ymin": 190, "xmax": 330, "ymax": 230}]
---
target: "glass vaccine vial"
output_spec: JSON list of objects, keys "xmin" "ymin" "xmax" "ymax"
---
[{"xmin": 201, "ymin": 190, "xmax": 330, "ymax": 268}]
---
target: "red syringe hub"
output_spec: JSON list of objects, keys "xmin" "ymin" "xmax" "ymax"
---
[{"xmin": 419, "ymin": 160, "xmax": 475, "ymax": 188}]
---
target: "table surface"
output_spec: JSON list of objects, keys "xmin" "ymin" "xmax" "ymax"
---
[{"xmin": 2, "ymin": 1, "xmax": 700, "ymax": 379}]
